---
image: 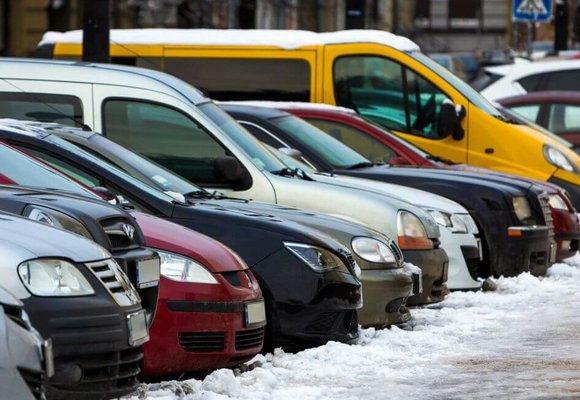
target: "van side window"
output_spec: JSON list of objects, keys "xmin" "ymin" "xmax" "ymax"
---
[
  {"xmin": 0, "ymin": 93, "xmax": 83, "ymax": 127},
  {"xmin": 306, "ymin": 118, "xmax": 397, "ymax": 164},
  {"xmin": 334, "ymin": 56, "xmax": 451, "ymax": 139},
  {"xmin": 103, "ymin": 100, "xmax": 230, "ymax": 186},
  {"xmin": 164, "ymin": 58, "xmax": 311, "ymax": 101},
  {"xmin": 509, "ymin": 104, "xmax": 541, "ymax": 123},
  {"xmin": 547, "ymin": 104, "xmax": 580, "ymax": 133}
]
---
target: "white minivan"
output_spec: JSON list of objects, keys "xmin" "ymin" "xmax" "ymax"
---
[{"xmin": 0, "ymin": 58, "xmax": 480, "ymax": 291}]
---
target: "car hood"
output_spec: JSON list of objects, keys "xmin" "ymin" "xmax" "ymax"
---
[
  {"xmin": 310, "ymin": 172, "xmax": 469, "ymax": 214},
  {"xmin": 132, "ymin": 211, "xmax": 249, "ymax": 273}
]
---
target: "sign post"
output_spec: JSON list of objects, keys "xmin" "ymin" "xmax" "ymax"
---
[{"xmin": 512, "ymin": 0, "xmax": 554, "ymax": 57}]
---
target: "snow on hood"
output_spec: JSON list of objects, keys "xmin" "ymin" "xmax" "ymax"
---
[
  {"xmin": 127, "ymin": 255, "xmax": 580, "ymax": 399},
  {"xmin": 40, "ymin": 29, "xmax": 421, "ymax": 52}
]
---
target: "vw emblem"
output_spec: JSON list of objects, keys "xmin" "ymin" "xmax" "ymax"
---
[{"xmin": 122, "ymin": 224, "xmax": 135, "ymax": 240}]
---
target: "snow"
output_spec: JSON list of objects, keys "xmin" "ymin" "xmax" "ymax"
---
[
  {"xmin": 126, "ymin": 254, "xmax": 580, "ymax": 400},
  {"xmin": 40, "ymin": 29, "xmax": 421, "ymax": 52}
]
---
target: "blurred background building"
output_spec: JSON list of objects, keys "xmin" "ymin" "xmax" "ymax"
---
[{"xmin": 2, "ymin": 0, "xmax": 579, "ymax": 57}]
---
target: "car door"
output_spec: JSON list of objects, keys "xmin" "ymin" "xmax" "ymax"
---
[{"xmin": 91, "ymin": 85, "xmax": 277, "ymax": 202}]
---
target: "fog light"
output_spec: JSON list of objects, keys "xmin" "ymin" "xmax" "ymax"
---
[{"xmin": 51, "ymin": 364, "xmax": 82, "ymax": 384}]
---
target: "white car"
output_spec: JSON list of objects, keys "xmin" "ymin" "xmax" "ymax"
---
[{"xmin": 479, "ymin": 59, "xmax": 580, "ymax": 102}]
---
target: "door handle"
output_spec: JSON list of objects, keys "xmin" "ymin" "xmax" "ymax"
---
[{"xmin": 484, "ymin": 148, "xmax": 494, "ymax": 154}]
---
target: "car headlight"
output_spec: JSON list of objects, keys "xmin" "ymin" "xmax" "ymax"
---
[
  {"xmin": 428, "ymin": 210, "xmax": 452, "ymax": 228},
  {"xmin": 157, "ymin": 250, "xmax": 218, "ymax": 284},
  {"xmin": 397, "ymin": 211, "xmax": 434, "ymax": 250},
  {"xmin": 284, "ymin": 242, "xmax": 344, "ymax": 272},
  {"xmin": 512, "ymin": 197, "xmax": 532, "ymax": 221},
  {"xmin": 543, "ymin": 145, "xmax": 577, "ymax": 173},
  {"xmin": 427, "ymin": 210, "xmax": 475, "ymax": 234},
  {"xmin": 23, "ymin": 205, "xmax": 93, "ymax": 240},
  {"xmin": 18, "ymin": 259, "xmax": 95, "ymax": 296},
  {"xmin": 548, "ymin": 194, "xmax": 569, "ymax": 211},
  {"xmin": 351, "ymin": 237, "xmax": 396, "ymax": 264}
]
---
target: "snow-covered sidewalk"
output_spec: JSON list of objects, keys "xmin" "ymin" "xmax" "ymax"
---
[{"xmin": 130, "ymin": 256, "xmax": 580, "ymax": 400}]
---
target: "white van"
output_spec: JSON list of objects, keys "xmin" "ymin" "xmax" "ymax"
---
[{"xmin": 0, "ymin": 58, "xmax": 480, "ymax": 290}]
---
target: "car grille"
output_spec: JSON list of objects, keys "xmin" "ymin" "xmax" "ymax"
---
[
  {"xmin": 100, "ymin": 217, "xmax": 141, "ymax": 252},
  {"xmin": 235, "ymin": 327, "xmax": 265, "ymax": 350},
  {"xmin": 388, "ymin": 240, "xmax": 404, "ymax": 264},
  {"xmin": 305, "ymin": 312, "xmax": 340, "ymax": 332},
  {"xmin": 343, "ymin": 310, "xmax": 358, "ymax": 335},
  {"xmin": 18, "ymin": 367, "xmax": 43, "ymax": 400},
  {"xmin": 86, "ymin": 259, "xmax": 141, "ymax": 307},
  {"xmin": 178, "ymin": 332, "xmax": 226, "ymax": 352},
  {"xmin": 538, "ymin": 193, "xmax": 556, "ymax": 246}
]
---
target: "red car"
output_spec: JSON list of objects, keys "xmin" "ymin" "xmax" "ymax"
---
[
  {"xmin": 0, "ymin": 141, "xmax": 266, "ymax": 376},
  {"xmin": 277, "ymin": 104, "xmax": 580, "ymax": 261},
  {"xmin": 497, "ymin": 91, "xmax": 580, "ymax": 149}
]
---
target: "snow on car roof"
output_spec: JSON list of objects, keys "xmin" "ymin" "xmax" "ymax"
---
[
  {"xmin": 217, "ymin": 100, "xmax": 358, "ymax": 115},
  {"xmin": 40, "ymin": 29, "xmax": 420, "ymax": 52}
]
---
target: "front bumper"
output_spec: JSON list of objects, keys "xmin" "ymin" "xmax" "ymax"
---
[
  {"xmin": 550, "ymin": 207, "xmax": 580, "ymax": 261},
  {"xmin": 143, "ymin": 274, "xmax": 265, "ymax": 377},
  {"xmin": 439, "ymin": 228, "xmax": 482, "ymax": 291},
  {"xmin": 357, "ymin": 266, "xmax": 413, "ymax": 328},
  {"xmin": 22, "ymin": 295, "xmax": 143, "ymax": 400},
  {"xmin": 505, "ymin": 225, "xmax": 552, "ymax": 276},
  {"xmin": 252, "ymin": 248, "xmax": 362, "ymax": 350},
  {"xmin": 403, "ymin": 247, "xmax": 449, "ymax": 305}
]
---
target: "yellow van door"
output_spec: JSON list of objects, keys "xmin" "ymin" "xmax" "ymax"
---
[
  {"xmin": 322, "ymin": 43, "xmax": 468, "ymax": 164},
  {"xmin": 161, "ymin": 47, "xmax": 318, "ymax": 102}
]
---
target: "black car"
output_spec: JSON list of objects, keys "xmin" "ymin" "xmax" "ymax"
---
[
  {"xmin": 222, "ymin": 103, "xmax": 556, "ymax": 279},
  {"xmin": 0, "ymin": 121, "xmax": 362, "ymax": 350},
  {"xmin": 0, "ymin": 142, "xmax": 160, "ymax": 317}
]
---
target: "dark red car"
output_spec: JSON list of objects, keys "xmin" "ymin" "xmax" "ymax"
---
[
  {"xmin": 497, "ymin": 91, "xmax": 580, "ymax": 149},
  {"xmin": 0, "ymin": 141, "xmax": 266, "ymax": 377},
  {"xmin": 279, "ymin": 104, "xmax": 580, "ymax": 261}
]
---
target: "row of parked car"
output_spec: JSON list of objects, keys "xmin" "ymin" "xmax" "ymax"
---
[{"xmin": 2, "ymin": 29, "xmax": 580, "ymax": 400}]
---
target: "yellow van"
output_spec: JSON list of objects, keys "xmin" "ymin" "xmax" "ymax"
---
[{"xmin": 37, "ymin": 28, "xmax": 580, "ymax": 205}]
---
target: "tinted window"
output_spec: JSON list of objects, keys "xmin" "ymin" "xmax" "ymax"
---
[
  {"xmin": 544, "ymin": 70, "xmax": 580, "ymax": 91},
  {"xmin": 103, "ymin": 100, "xmax": 230, "ymax": 186},
  {"xmin": 306, "ymin": 118, "xmax": 397, "ymax": 164},
  {"xmin": 509, "ymin": 104, "xmax": 541, "ymax": 123},
  {"xmin": 0, "ymin": 93, "xmax": 83, "ymax": 127},
  {"xmin": 164, "ymin": 58, "xmax": 311, "ymax": 101},
  {"xmin": 518, "ymin": 74, "xmax": 543, "ymax": 92},
  {"xmin": 548, "ymin": 104, "xmax": 580, "ymax": 132}
]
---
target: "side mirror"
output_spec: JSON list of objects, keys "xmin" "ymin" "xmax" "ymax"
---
[
  {"xmin": 92, "ymin": 186, "xmax": 131, "ymax": 207},
  {"xmin": 213, "ymin": 156, "xmax": 252, "ymax": 190},
  {"xmin": 278, "ymin": 147, "xmax": 303, "ymax": 161},
  {"xmin": 388, "ymin": 156, "xmax": 411, "ymax": 166},
  {"xmin": 437, "ymin": 102, "xmax": 465, "ymax": 141}
]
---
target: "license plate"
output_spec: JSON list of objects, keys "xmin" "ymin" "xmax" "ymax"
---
[
  {"xmin": 43, "ymin": 339, "xmax": 54, "ymax": 378},
  {"xmin": 244, "ymin": 301, "xmax": 266, "ymax": 327},
  {"xmin": 137, "ymin": 257, "xmax": 160, "ymax": 289},
  {"xmin": 127, "ymin": 310, "xmax": 149, "ymax": 346}
]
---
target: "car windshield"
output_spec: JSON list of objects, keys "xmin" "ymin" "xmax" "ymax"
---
[
  {"xmin": 269, "ymin": 114, "xmax": 371, "ymax": 169},
  {"xmin": 42, "ymin": 134, "xmax": 178, "ymax": 203},
  {"xmin": 0, "ymin": 141, "xmax": 97, "ymax": 197},
  {"xmin": 199, "ymin": 102, "xmax": 288, "ymax": 173},
  {"xmin": 410, "ymin": 52, "xmax": 503, "ymax": 117}
]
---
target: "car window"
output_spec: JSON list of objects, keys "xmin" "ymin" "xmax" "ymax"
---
[
  {"xmin": 103, "ymin": 99, "xmax": 230, "ymax": 186},
  {"xmin": 517, "ymin": 74, "xmax": 543, "ymax": 92},
  {"xmin": 548, "ymin": 103, "xmax": 580, "ymax": 132},
  {"xmin": 334, "ymin": 55, "xmax": 451, "ymax": 139},
  {"xmin": 544, "ymin": 70, "xmax": 580, "ymax": 91},
  {"xmin": 0, "ymin": 93, "xmax": 83, "ymax": 127},
  {"xmin": 305, "ymin": 118, "xmax": 397, "ymax": 164},
  {"xmin": 509, "ymin": 104, "xmax": 541, "ymax": 123}
]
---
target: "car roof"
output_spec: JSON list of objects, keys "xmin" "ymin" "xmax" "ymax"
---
[
  {"xmin": 485, "ymin": 59, "xmax": 580, "ymax": 78},
  {"xmin": 40, "ymin": 28, "xmax": 421, "ymax": 52},
  {"xmin": 218, "ymin": 100, "xmax": 358, "ymax": 116},
  {"xmin": 0, "ymin": 57, "xmax": 208, "ymax": 104},
  {"xmin": 218, "ymin": 102, "xmax": 291, "ymax": 119},
  {"xmin": 498, "ymin": 91, "xmax": 580, "ymax": 105}
]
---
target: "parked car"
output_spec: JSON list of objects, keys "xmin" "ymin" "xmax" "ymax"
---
[
  {"xmin": 222, "ymin": 103, "xmax": 556, "ymax": 279},
  {"xmin": 35, "ymin": 29, "xmax": 580, "ymax": 204},
  {"xmin": 0, "ymin": 139, "xmax": 268, "ymax": 376},
  {"xmin": 0, "ymin": 212, "xmax": 147, "ymax": 399},
  {"xmin": 271, "ymin": 102, "xmax": 580, "ymax": 262},
  {"xmin": 0, "ymin": 140, "xmax": 160, "ymax": 318},
  {"xmin": 0, "ymin": 285, "xmax": 52, "ymax": 400},
  {"xmin": 497, "ymin": 91, "xmax": 580, "ymax": 149},
  {"xmin": 0, "ymin": 121, "xmax": 363, "ymax": 350},
  {"xmin": 429, "ymin": 53, "xmax": 469, "ymax": 82},
  {"xmin": 478, "ymin": 59, "xmax": 580, "ymax": 101}
]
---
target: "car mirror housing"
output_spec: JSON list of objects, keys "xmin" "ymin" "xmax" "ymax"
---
[
  {"xmin": 213, "ymin": 156, "xmax": 252, "ymax": 190},
  {"xmin": 438, "ymin": 102, "xmax": 465, "ymax": 141}
]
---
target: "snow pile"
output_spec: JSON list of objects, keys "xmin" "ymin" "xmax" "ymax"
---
[{"xmin": 128, "ymin": 258, "xmax": 580, "ymax": 400}]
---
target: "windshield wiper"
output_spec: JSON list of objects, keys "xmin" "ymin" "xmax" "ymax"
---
[
  {"xmin": 184, "ymin": 189, "xmax": 249, "ymax": 202},
  {"xmin": 345, "ymin": 161, "xmax": 381, "ymax": 170},
  {"xmin": 270, "ymin": 167, "xmax": 298, "ymax": 177}
]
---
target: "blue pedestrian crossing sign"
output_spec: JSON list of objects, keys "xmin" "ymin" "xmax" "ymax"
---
[{"xmin": 512, "ymin": 0, "xmax": 553, "ymax": 22}]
